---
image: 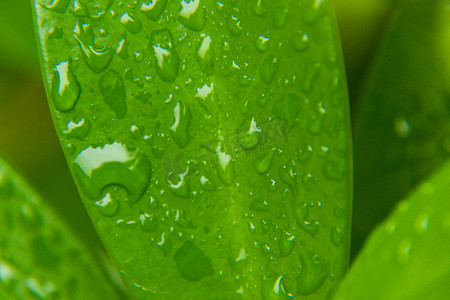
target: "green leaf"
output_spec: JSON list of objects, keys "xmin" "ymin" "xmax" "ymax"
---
[
  {"xmin": 335, "ymin": 159, "xmax": 450, "ymax": 299},
  {"xmin": 351, "ymin": 0, "xmax": 450, "ymax": 257},
  {"xmin": 33, "ymin": 0, "xmax": 351, "ymax": 298},
  {"xmin": 0, "ymin": 155, "xmax": 122, "ymax": 299}
]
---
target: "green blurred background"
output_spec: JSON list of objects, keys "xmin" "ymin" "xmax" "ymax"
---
[{"xmin": 0, "ymin": 0, "xmax": 395, "ymax": 260}]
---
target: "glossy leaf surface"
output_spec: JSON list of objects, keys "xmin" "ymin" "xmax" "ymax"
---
[
  {"xmin": 0, "ymin": 155, "xmax": 121, "ymax": 299},
  {"xmin": 336, "ymin": 159, "xmax": 450, "ymax": 300},
  {"xmin": 34, "ymin": 0, "xmax": 351, "ymax": 298}
]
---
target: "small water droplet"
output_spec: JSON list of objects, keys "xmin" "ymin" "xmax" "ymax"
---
[
  {"xmin": 73, "ymin": 20, "xmax": 114, "ymax": 73},
  {"xmin": 174, "ymin": 241, "xmax": 213, "ymax": 281},
  {"xmin": 47, "ymin": 27, "xmax": 64, "ymax": 40},
  {"xmin": 253, "ymin": 0, "xmax": 266, "ymax": 16},
  {"xmin": 279, "ymin": 233, "xmax": 295, "ymax": 257},
  {"xmin": 256, "ymin": 35, "xmax": 270, "ymax": 52},
  {"xmin": 262, "ymin": 274, "xmax": 291, "ymax": 299},
  {"xmin": 297, "ymin": 251, "xmax": 329, "ymax": 295},
  {"xmin": 323, "ymin": 161, "xmax": 345, "ymax": 182},
  {"xmin": 278, "ymin": 164, "xmax": 296, "ymax": 193},
  {"xmin": 195, "ymin": 83, "xmax": 217, "ymax": 118},
  {"xmin": 272, "ymin": 93, "xmax": 301, "ymax": 131},
  {"xmin": 167, "ymin": 166, "xmax": 190, "ymax": 198},
  {"xmin": 94, "ymin": 186, "xmax": 122, "ymax": 217},
  {"xmin": 199, "ymin": 175, "xmax": 215, "ymax": 191},
  {"xmin": 197, "ymin": 35, "xmax": 214, "ymax": 74},
  {"xmin": 273, "ymin": 6, "xmax": 288, "ymax": 29},
  {"xmin": 99, "ymin": 69, "xmax": 127, "ymax": 118},
  {"xmin": 301, "ymin": 63, "xmax": 320, "ymax": 93},
  {"xmin": 331, "ymin": 227, "xmax": 343, "ymax": 246},
  {"xmin": 73, "ymin": 142, "xmax": 151, "ymax": 204},
  {"xmin": 303, "ymin": 0, "xmax": 324, "ymax": 24},
  {"xmin": 414, "ymin": 212, "xmax": 430, "ymax": 234},
  {"xmin": 227, "ymin": 14, "xmax": 243, "ymax": 36},
  {"xmin": 260, "ymin": 55, "xmax": 279, "ymax": 85},
  {"xmin": 394, "ymin": 116, "xmax": 411, "ymax": 138},
  {"xmin": 140, "ymin": 213, "xmax": 158, "ymax": 232},
  {"xmin": 51, "ymin": 60, "xmax": 80, "ymax": 112},
  {"xmin": 175, "ymin": 208, "xmax": 195, "ymax": 228},
  {"xmin": 396, "ymin": 239, "xmax": 411, "ymax": 264},
  {"xmin": 150, "ymin": 29, "xmax": 180, "ymax": 82},
  {"xmin": 255, "ymin": 148, "xmax": 275, "ymax": 174},
  {"xmin": 170, "ymin": 102, "xmax": 191, "ymax": 147},
  {"xmin": 238, "ymin": 115, "xmax": 262, "ymax": 149},
  {"xmin": 216, "ymin": 142, "xmax": 235, "ymax": 185},
  {"xmin": 116, "ymin": 36, "xmax": 130, "ymax": 59},
  {"xmin": 179, "ymin": 0, "xmax": 205, "ymax": 31},
  {"xmin": 120, "ymin": 12, "xmax": 142, "ymax": 33},
  {"xmin": 63, "ymin": 117, "xmax": 91, "ymax": 140},
  {"xmin": 289, "ymin": 31, "xmax": 309, "ymax": 52},
  {"xmin": 295, "ymin": 202, "xmax": 319, "ymax": 235},
  {"xmin": 296, "ymin": 144, "xmax": 313, "ymax": 162},
  {"xmin": 250, "ymin": 199, "xmax": 269, "ymax": 212},
  {"xmin": 157, "ymin": 232, "xmax": 173, "ymax": 256},
  {"xmin": 141, "ymin": 0, "xmax": 167, "ymax": 20},
  {"xmin": 42, "ymin": 0, "xmax": 70, "ymax": 13}
]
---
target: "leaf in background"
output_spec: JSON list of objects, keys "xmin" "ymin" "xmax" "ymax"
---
[
  {"xmin": 0, "ymin": 155, "xmax": 122, "ymax": 299},
  {"xmin": 351, "ymin": 0, "xmax": 450, "ymax": 258},
  {"xmin": 34, "ymin": 0, "xmax": 351, "ymax": 298},
  {"xmin": 335, "ymin": 159, "xmax": 450, "ymax": 299}
]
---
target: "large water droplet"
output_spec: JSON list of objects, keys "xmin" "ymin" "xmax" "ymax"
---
[
  {"xmin": 157, "ymin": 232, "xmax": 173, "ymax": 256},
  {"xmin": 120, "ymin": 12, "xmax": 142, "ymax": 34},
  {"xmin": 260, "ymin": 55, "xmax": 279, "ymax": 85},
  {"xmin": 179, "ymin": 0, "xmax": 205, "ymax": 31},
  {"xmin": 99, "ymin": 69, "xmax": 127, "ymax": 118},
  {"xmin": 140, "ymin": 213, "xmax": 158, "ymax": 232},
  {"xmin": 273, "ymin": 6, "xmax": 288, "ymax": 29},
  {"xmin": 197, "ymin": 35, "xmax": 214, "ymax": 74},
  {"xmin": 297, "ymin": 251, "xmax": 329, "ymax": 295},
  {"xmin": 170, "ymin": 102, "xmax": 191, "ymax": 147},
  {"xmin": 42, "ymin": 0, "xmax": 70, "ymax": 13},
  {"xmin": 140, "ymin": 0, "xmax": 167, "ymax": 21},
  {"xmin": 295, "ymin": 202, "xmax": 319, "ymax": 235},
  {"xmin": 216, "ymin": 142, "xmax": 235, "ymax": 185},
  {"xmin": 51, "ymin": 60, "xmax": 80, "ymax": 112},
  {"xmin": 173, "ymin": 241, "xmax": 213, "ymax": 281},
  {"xmin": 238, "ymin": 115, "xmax": 262, "ymax": 150},
  {"xmin": 73, "ymin": 142, "xmax": 151, "ymax": 204},
  {"xmin": 279, "ymin": 233, "xmax": 295, "ymax": 257},
  {"xmin": 116, "ymin": 36, "xmax": 130, "ymax": 59},
  {"xmin": 150, "ymin": 29, "xmax": 180, "ymax": 82},
  {"xmin": 195, "ymin": 83, "xmax": 217, "ymax": 120},
  {"xmin": 256, "ymin": 35, "xmax": 270, "ymax": 52},
  {"xmin": 278, "ymin": 163, "xmax": 296, "ymax": 193},
  {"xmin": 73, "ymin": 21, "xmax": 114, "ymax": 73},
  {"xmin": 63, "ymin": 117, "xmax": 91, "ymax": 140},
  {"xmin": 255, "ymin": 148, "xmax": 276, "ymax": 174},
  {"xmin": 262, "ymin": 274, "xmax": 291, "ymax": 299},
  {"xmin": 167, "ymin": 166, "xmax": 190, "ymax": 198}
]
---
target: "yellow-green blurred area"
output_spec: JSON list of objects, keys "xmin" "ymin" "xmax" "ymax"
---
[{"xmin": 0, "ymin": 0, "xmax": 407, "ymax": 261}]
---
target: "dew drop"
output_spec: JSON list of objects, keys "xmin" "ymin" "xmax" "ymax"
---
[
  {"xmin": 331, "ymin": 227, "xmax": 343, "ymax": 246},
  {"xmin": 394, "ymin": 116, "xmax": 411, "ymax": 138},
  {"xmin": 99, "ymin": 69, "xmax": 127, "ymax": 118},
  {"xmin": 322, "ymin": 161, "xmax": 345, "ymax": 182},
  {"xmin": 278, "ymin": 164, "xmax": 296, "ymax": 193},
  {"xmin": 170, "ymin": 102, "xmax": 191, "ymax": 147},
  {"xmin": 216, "ymin": 142, "xmax": 235, "ymax": 185},
  {"xmin": 94, "ymin": 188, "xmax": 121, "ymax": 217},
  {"xmin": 250, "ymin": 199, "xmax": 269, "ymax": 212},
  {"xmin": 227, "ymin": 14, "xmax": 243, "ymax": 36},
  {"xmin": 150, "ymin": 29, "xmax": 180, "ymax": 82},
  {"xmin": 396, "ymin": 239, "xmax": 411, "ymax": 264},
  {"xmin": 199, "ymin": 175, "xmax": 215, "ymax": 191},
  {"xmin": 195, "ymin": 83, "xmax": 218, "ymax": 120},
  {"xmin": 301, "ymin": 63, "xmax": 320, "ymax": 93},
  {"xmin": 197, "ymin": 35, "xmax": 214, "ymax": 74},
  {"xmin": 297, "ymin": 251, "xmax": 329, "ymax": 295},
  {"xmin": 63, "ymin": 117, "xmax": 91, "ymax": 140},
  {"xmin": 51, "ymin": 60, "xmax": 80, "ymax": 112},
  {"xmin": 116, "ymin": 36, "xmax": 130, "ymax": 59},
  {"xmin": 175, "ymin": 208, "xmax": 195, "ymax": 228},
  {"xmin": 273, "ymin": 6, "xmax": 288, "ymax": 29},
  {"xmin": 73, "ymin": 142, "xmax": 151, "ymax": 204},
  {"xmin": 259, "ymin": 55, "xmax": 279, "ymax": 84},
  {"xmin": 167, "ymin": 166, "xmax": 190, "ymax": 198},
  {"xmin": 157, "ymin": 232, "xmax": 173, "ymax": 256},
  {"xmin": 42, "ymin": 0, "xmax": 70, "ymax": 13},
  {"xmin": 255, "ymin": 148, "xmax": 275, "ymax": 174},
  {"xmin": 272, "ymin": 93, "xmax": 301, "ymax": 131},
  {"xmin": 295, "ymin": 202, "xmax": 319, "ymax": 235},
  {"xmin": 73, "ymin": 20, "xmax": 114, "ymax": 73},
  {"xmin": 289, "ymin": 31, "xmax": 309, "ymax": 52},
  {"xmin": 140, "ymin": 0, "xmax": 167, "ymax": 21},
  {"xmin": 120, "ymin": 12, "xmax": 143, "ymax": 34},
  {"xmin": 297, "ymin": 144, "xmax": 313, "ymax": 162},
  {"xmin": 140, "ymin": 213, "xmax": 158, "ymax": 232},
  {"xmin": 262, "ymin": 274, "xmax": 291, "ymax": 299},
  {"xmin": 47, "ymin": 27, "xmax": 63, "ymax": 40},
  {"xmin": 279, "ymin": 233, "xmax": 295, "ymax": 257},
  {"xmin": 238, "ymin": 115, "xmax": 262, "ymax": 149},
  {"xmin": 179, "ymin": 0, "xmax": 205, "ymax": 31},
  {"xmin": 256, "ymin": 35, "xmax": 270, "ymax": 52},
  {"xmin": 174, "ymin": 241, "xmax": 213, "ymax": 281},
  {"xmin": 253, "ymin": 0, "xmax": 266, "ymax": 16}
]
